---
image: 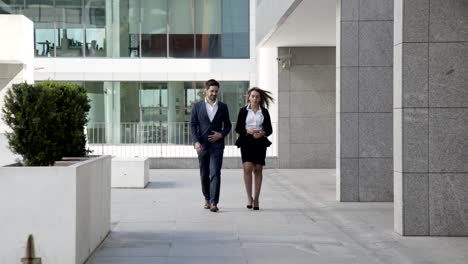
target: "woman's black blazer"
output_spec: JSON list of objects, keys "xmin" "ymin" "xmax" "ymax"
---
[{"xmin": 235, "ymin": 106, "xmax": 273, "ymax": 148}]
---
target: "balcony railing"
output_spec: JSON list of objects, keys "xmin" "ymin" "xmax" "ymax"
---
[{"xmin": 86, "ymin": 122, "xmax": 277, "ymax": 157}]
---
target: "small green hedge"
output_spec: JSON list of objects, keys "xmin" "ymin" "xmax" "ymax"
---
[{"xmin": 2, "ymin": 81, "xmax": 91, "ymax": 166}]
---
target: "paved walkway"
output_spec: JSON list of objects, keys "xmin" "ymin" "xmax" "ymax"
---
[{"xmin": 87, "ymin": 169, "xmax": 468, "ymax": 264}]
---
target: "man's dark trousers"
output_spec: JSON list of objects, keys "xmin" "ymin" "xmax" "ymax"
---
[{"xmin": 198, "ymin": 147, "xmax": 223, "ymax": 204}]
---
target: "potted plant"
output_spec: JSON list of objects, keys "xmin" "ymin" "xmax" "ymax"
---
[{"xmin": 0, "ymin": 81, "xmax": 111, "ymax": 264}]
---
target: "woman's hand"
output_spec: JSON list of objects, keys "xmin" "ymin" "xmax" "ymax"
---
[
  {"xmin": 246, "ymin": 129, "xmax": 258, "ymax": 135},
  {"xmin": 253, "ymin": 130, "xmax": 265, "ymax": 138}
]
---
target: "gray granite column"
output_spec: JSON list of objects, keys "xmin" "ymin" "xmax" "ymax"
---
[
  {"xmin": 394, "ymin": 0, "xmax": 468, "ymax": 236},
  {"xmin": 337, "ymin": 0, "xmax": 394, "ymax": 201},
  {"xmin": 278, "ymin": 47, "xmax": 336, "ymax": 168}
]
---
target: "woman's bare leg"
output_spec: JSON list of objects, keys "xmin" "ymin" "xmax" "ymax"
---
[
  {"xmin": 253, "ymin": 164, "xmax": 263, "ymax": 208},
  {"xmin": 243, "ymin": 162, "xmax": 254, "ymax": 206}
]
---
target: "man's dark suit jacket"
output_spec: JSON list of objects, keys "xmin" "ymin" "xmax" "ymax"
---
[
  {"xmin": 234, "ymin": 106, "xmax": 273, "ymax": 148},
  {"xmin": 190, "ymin": 100, "xmax": 232, "ymax": 149}
]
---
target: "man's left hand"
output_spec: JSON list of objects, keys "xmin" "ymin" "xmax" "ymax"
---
[{"xmin": 208, "ymin": 131, "xmax": 223, "ymax": 142}]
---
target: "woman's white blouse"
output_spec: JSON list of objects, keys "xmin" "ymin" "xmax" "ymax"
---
[{"xmin": 245, "ymin": 105, "xmax": 264, "ymax": 130}]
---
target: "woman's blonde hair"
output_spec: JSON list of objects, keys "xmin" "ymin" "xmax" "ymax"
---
[{"xmin": 247, "ymin": 87, "xmax": 274, "ymax": 109}]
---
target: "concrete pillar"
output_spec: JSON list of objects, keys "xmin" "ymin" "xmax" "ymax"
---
[
  {"xmin": 0, "ymin": 15, "xmax": 34, "ymax": 165},
  {"xmin": 167, "ymin": 82, "xmax": 185, "ymax": 144},
  {"xmin": 278, "ymin": 47, "xmax": 336, "ymax": 168},
  {"xmin": 394, "ymin": 0, "xmax": 468, "ymax": 236},
  {"xmin": 104, "ymin": 82, "xmax": 117, "ymax": 143},
  {"xmin": 336, "ymin": 0, "xmax": 393, "ymax": 201}
]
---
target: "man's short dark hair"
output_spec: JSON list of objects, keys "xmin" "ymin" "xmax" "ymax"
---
[{"xmin": 205, "ymin": 79, "xmax": 220, "ymax": 89}]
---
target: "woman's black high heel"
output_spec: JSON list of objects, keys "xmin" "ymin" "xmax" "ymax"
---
[
  {"xmin": 246, "ymin": 197, "xmax": 253, "ymax": 209},
  {"xmin": 253, "ymin": 199, "xmax": 259, "ymax": 210}
]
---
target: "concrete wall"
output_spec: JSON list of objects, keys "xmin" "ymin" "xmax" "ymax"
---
[
  {"xmin": 278, "ymin": 47, "xmax": 336, "ymax": 168},
  {"xmin": 0, "ymin": 15, "xmax": 34, "ymax": 66},
  {"xmin": 0, "ymin": 156, "xmax": 111, "ymax": 264},
  {"xmin": 394, "ymin": 0, "xmax": 468, "ymax": 236},
  {"xmin": 0, "ymin": 15, "xmax": 34, "ymax": 165},
  {"xmin": 0, "ymin": 133, "xmax": 20, "ymax": 166},
  {"xmin": 337, "ymin": 0, "xmax": 394, "ymax": 201}
]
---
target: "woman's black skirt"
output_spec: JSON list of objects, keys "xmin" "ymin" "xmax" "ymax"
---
[{"xmin": 239, "ymin": 135, "xmax": 268, "ymax": 165}]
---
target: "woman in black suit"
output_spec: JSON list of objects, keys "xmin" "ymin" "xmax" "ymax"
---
[{"xmin": 235, "ymin": 87, "xmax": 274, "ymax": 210}]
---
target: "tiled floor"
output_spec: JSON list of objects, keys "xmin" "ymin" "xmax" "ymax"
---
[{"xmin": 87, "ymin": 169, "xmax": 468, "ymax": 264}]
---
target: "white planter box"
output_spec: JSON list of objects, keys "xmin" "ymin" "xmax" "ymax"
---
[
  {"xmin": 112, "ymin": 157, "xmax": 149, "ymax": 188},
  {"xmin": 0, "ymin": 155, "xmax": 111, "ymax": 264}
]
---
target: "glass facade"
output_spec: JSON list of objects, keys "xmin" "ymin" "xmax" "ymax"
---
[
  {"xmin": 2, "ymin": 0, "xmax": 249, "ymax": 58},
  {"xmin": 69, "ymin": 81, "xmax": 248, "ymax": 145}
]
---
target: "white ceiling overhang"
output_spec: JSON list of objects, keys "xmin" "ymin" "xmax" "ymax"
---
[{"xmin": 260, "ymin": 0, "xmax": 336, "ymax": 48}]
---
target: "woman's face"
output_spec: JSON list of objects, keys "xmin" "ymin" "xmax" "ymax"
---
[{"xmin": 249, "ymin": 90, "xmax": 261, "ymax": 107}]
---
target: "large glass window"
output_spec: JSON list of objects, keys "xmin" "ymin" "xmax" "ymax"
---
[
  {"xmin": 84, "ymin": 82, "xmax": 106, "ymax": 143},
  {"xmin": 80, "ymin": 81, "xmax": 248, "ymax": 146},
  {"xmin": 5, "ymin": 0, "xmax": 250, "ymax": 58},
  {"xmin": 222, "ymin": 0, "xmax": 249, "ymax": 58},
  {"xmin": 195, "ymin": 0, "xmax": 221, "ymax": 58},
  {"xmin": 168, "ymin": 0, "xmax": 194, "ymax": 57},
  {"xmin": 120, "ymin": 0, "xmax": 140, "ymax": 57},
  {"xmin": 141, "ymin": 0, "xmax": 167, "ymax": 57},
  {"xmin": 219, "ymin": 81, "xmax": 249, "ymax": 122},
  {"xmin": 120, "ymin": 82, "xmax": 140, "ymax": 143},
  {"xmin": 25, "ymin": 0, "xmax": 56, "ymax": 57},
  {"xmin": 56, "ymin": 0, "xmax": 84, "ymax": 57},
  {"xmin": 141, "ymin": 82, "xmax": 168, "ymax": 143},
  {"xmin": 85, "ymin": 0, "xmax": 107, "ymax": 57},
  {"xmin": 34, "ymin": 26, "xmax": 56, "ymax": 57}
]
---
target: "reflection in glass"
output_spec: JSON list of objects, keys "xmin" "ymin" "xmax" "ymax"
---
[
  {"xmin": 84, "ymin": 81, "xmax": 249, "ymax": 146},
  {"xmin": 195, "ymin": 0, "xmax": 221, "ymax": 58},
  {"xmin": 24, "ymin": 0, "xmax": 54, "ymax": 22},
  {"xmin": 220, "ymin": 81, "xmax": 249, "ymax": 122},
  {"xmin": 120, "ymin": 82, "xmax": 140, "ymax": 143},
  {"xmin": 222, "ymin": 0, "xmax": 249, "ymax": 58},
  {"xmin": 141, "ymin": 0, "xmax": 167, "ymax": 57},
  {"xmin": 85, "ymin": 0, "xmax": 107, "ymax": 57},
  {"xmin": 141, "ymin": 82, "xmax": 168, "ymax": 143},
  {"xmin": 56, "ymin": 0, "xmax": 84, "ymax": 57},
  {"xmin": 5, "ymin": 0, "xmax": 250, "ymax": 58},
  {"xmin": 55, "ymin": 0, "xmax": 82, "ymax": 24},
  {"xmin": 168, "ymin": 0, "xmax": 193, "ymax": 57},
  {"xmin": 119, "ymin": 0, "xmax": 140, "ymax": 57},
  {"xmin": 1, "ymin": 0, "xmax": 24, "ymax": 14},
  {"xmin": 56, "ymin": 27, "xmax": 84, "ymax": 57},
  {"xmin": 84, "ymin": 82, "xmax": 107, "ymax": 144},
  {"xmin": 85, "ymin": 28, "xmax": 106, "ymax": 57},
  {"xmin": 35, "ymin": 27, "xmax": 55, "ymax": 57},
  {"xmin": 184, "ymin": 82, "xmax": 200, "ymax": 115}
]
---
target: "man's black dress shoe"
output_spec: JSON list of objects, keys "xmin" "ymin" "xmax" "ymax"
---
[{"xmin": 210, "ymin": 204, "xmax": 219, "ymax": 212}]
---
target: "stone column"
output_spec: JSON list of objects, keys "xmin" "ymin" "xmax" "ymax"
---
[
  {"xmin": 336, "ymin": 0, "xmax": 394, "ymax": 201},
  {"xmin": 167, "ymin": 82, "xmax": 185, "ymax": 144},
  {"xmin": 278, "ymin": 47, "xmax": 336, "ymax": 169},
  {"xmin": 394, "ymin": 0, "xmax": 468, "ymax": 236}
]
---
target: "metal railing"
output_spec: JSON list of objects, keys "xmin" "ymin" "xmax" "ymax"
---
[{"xmin": 86, "ymin": 122, "xmax": 277, "ymax": 157}]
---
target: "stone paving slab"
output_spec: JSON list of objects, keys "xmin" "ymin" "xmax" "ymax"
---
[{"xmin": 87, "ymin": 169, "xmax": 468, "ymax": 264}]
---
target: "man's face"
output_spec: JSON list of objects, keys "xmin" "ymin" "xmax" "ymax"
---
[{"xmin": 206, "ymin": 85, "xmax": 219, "ymax": 102}]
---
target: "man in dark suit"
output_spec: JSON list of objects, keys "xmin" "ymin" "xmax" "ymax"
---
[{"xmin": 190, "ymin": 79, "xmax": 232, "ymax": 212}]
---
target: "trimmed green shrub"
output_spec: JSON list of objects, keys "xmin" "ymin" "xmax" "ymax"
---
[{"xmin": 2, "ymin": 81, "xmax": 91, "ymax": 166}]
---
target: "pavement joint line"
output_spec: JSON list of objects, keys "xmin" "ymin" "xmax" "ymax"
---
[{"xmin": 267, "ymin": 169, "xmax": 409, "ymax": 263}]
